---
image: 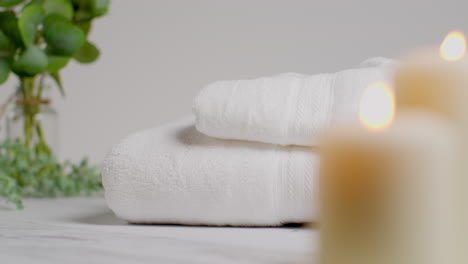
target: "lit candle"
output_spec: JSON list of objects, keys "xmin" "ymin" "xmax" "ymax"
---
[
  {"xmin": 394, "ymin": 30, "xmax": 468, "ymax": 262},
  {"xmin": 317, "ymin": 83, "xmax": 458, "ymax": 264},
  {"xmin": 395, "ymin": 31, "xmax": 468, "ymax": 126}
]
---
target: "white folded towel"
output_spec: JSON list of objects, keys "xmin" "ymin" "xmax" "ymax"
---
[
  {"xmin": 193, "ymin": 58, "xmax": 394, "ymax": 146},
  {"xmin": 102, "ymin": 117, "xmax": 319, "ymax": 226}
]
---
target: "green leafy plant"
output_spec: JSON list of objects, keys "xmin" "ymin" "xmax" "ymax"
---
[
  {"xmin": 0, "ymin": 0, "xmax": 109, "ymax": 208},
  {"xmin": 0, "ymin": 138, "xmax": 102, "ymax": 209},
  {"xmin": 0, "ymin": 0, "xmax": 109, "ymax": 152}
]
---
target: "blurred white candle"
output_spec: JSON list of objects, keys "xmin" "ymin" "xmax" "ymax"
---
[
  {"xmin": 394, "ymin": 30, "xmax": 468, "ymax": 262},
  {"xmin": 318, "ymin": 83, "xmax": 458, "ymax": 264}
]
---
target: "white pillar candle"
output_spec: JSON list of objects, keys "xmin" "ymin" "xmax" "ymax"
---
[
  {"xmin": 394, "ymin": 31, "xmax": 468, "ymax": 262},
  {"xmin": 318, "ymin": 83, "xmax": 458, "ymax": 264}
]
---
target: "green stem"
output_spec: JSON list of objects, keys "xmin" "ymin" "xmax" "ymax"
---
[
  {"xmin": 35, "ymin": 121, "xmax": 51, "ymax": 156},
  {"xmin": 20, "ymin": 77, "xmax": 34, "ymax": 148},
  {"xmin": 36, "ymin": 74, "xmax": 46, "ymax": 98},
  {"xmin": 19, "ymin": 76, "xmax": 52, "ymax": 156},
  {"xmin": 24, "ymin": 114, "xmax": 33, "ymax": 147}
]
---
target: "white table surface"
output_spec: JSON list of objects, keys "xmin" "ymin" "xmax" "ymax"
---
[{"xmin": 1, "ymin": 197, "xmax": 317, "ymax": 264}]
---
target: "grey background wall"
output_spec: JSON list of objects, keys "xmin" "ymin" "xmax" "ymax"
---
[{"xmin": 1, "ymin": 0, "xmax": 467, "ymax": 162}]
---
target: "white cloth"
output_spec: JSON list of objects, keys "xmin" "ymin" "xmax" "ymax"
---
[
  {"xmin": 102, "ymin": 117, "xmax": 319, "ymax": 226},
  {"xmin": 359, "ymin": 57, "xmax": 397, "ymax": 67},
  {"xmin": 193, "ymin": 59, "xmax": 394, "ymax": 147}
]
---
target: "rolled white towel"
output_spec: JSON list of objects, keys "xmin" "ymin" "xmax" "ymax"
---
[
  {"xmin": 193, "ymin": 58, "xmax": 394, "ymax": 146},
  {"xmin": 102, "ymin": 116, "xmax": 319, "ymax": 226},
  {"xmin": 359, "ymin": 57, "xmax": 397, "ymax": 67}
]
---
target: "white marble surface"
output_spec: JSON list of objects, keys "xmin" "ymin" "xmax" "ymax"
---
[{"xmin": 1, "ymin": 197, "xmax": 317, "ymax": 264}]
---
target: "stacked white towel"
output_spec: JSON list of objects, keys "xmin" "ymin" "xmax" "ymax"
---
[
  {"xmin": 193, "ymin": 59, "xmax": 395, "ymax": 146},
  {"xmin": 103, "ymin": 117, "xmax": 318, "ymax": 226},
  {"xmin": 102, "ymin": 58, "xmax": 395, "ymax": 226}
]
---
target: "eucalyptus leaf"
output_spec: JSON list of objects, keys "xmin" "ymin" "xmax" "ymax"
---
[
  {"xmin": 21, "ymin": 0, "xmax": 44, "ymax": 10},
  {"xmin": 92, "ymin": 0, "xmax": 109, "ymax": 17},
  {"xmin": 43, "ymin": 15, "xmax": 85, "ymax": 56},
  {"xmin": 18, "ymin": 4, "xmax": 45, "ymax": 47},
  {"xmin": 73, "ymin": 8, "xmax": 92, "ymax": 22},
  {"xmin": 42, "ymin": 12, "xmax": 68, "ymax": 28},
  {"xmin": 0, "ymin": 29, "xmax": 15, "ymax": 56},
  {"xmin": 13, "ymin": 45, "xmax": 48, "ymax": 76},
  {"xmin": 46, "ymin": 53, "xmax": 69, "ymax": 71},
  {"xmin": 73, "ymin": 41, "xmax": 98, "ymax": 63},
  {"xmin": 70, "ymin": 0, "xmax": 86, "ymax": 7},
  {"xmin": 0, "ymin": 29, "xmax": 9, "ymax": 48},
  {"xmin": 0, "ymin": 58, "xmax": 10, "ymax": 84},
  {"xmin": 43, "ymin": 0, "xmax": 73, "ymax": 20},
  {"xmin": 75, "ymin": 21, "xmax": 90, "ymax": 35},
  {"xmin": 0, "ymin": 11, "xmax": 23, "ymax": 47},
  {"xmin": 0, "ymin": 139, "xmax": 102, "ymax": 209},
  {"xmin": 71, "ymin": 0, "xmax": 95, "ymax": 21},
  {"xmin": 0, "ymin": 0, "xmax": 24, "ymax": 7}
]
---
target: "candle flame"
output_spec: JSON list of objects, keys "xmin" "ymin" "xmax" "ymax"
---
[
  {"xmin": 440, "ymin": 30, "xmax": 466, "ymax": 61},
  {"xmin": 359, "ymin": 82, "xmax": 395, "ymax": 131}
]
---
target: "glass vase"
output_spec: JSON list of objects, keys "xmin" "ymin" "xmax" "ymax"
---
[{"xmin": 5, "ymin": 96, "xmax": 59, "ymax": 155}]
